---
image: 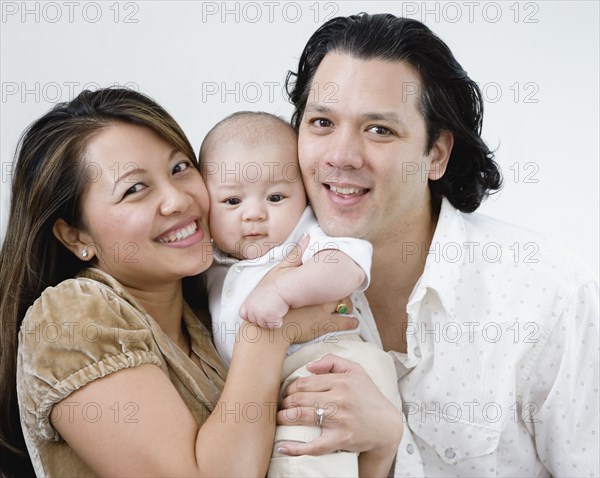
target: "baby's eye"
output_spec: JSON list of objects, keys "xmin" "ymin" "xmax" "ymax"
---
[
  {"xmin": 224, "ymin": 197, "xmax": 241, "ymax": 206},
  {"xmin": 173, "ymin": 160, "xmax": 192, "ymax": 174},
  {"xmin": 123, "ymin": 183, "xmax": 145, "ymax": 197},
  {"xmin": 267, "ymin": 194, "xmax": 285, "ymax": 203},
  {"xmin": 367, "ymin": 125, "xmax": 392, "ymax": 136}
]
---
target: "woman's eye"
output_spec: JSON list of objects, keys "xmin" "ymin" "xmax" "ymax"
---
[
  {"xmin": 123, "ymin": 183, "xmax": 145, "ymax": 197},
  {"xmin": 267, "ymin": 194, "xmax": 285, "ymax": 203},
  {"xmin": 224, "ymin": 198, "xmax": 241, "ymax": 206},
  {"xmin": 368, "ymin": 125, "xmax": 392, "ymax": 136},
  {"xmin": 173, "ymin": 160, "xmax": 191, "ymax": 174}
]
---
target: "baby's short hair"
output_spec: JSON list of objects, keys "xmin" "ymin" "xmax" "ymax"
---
[{"xmin": 199, "ymin": 111, "xmax": 296, "ymax": 163}]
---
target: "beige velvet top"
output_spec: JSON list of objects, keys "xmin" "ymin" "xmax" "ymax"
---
[{"xmin": 16, "ymin": 268, "xmax": 227, "ymax": 477}]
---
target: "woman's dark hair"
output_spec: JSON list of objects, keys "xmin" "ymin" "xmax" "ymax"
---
[
  {"xmin": 286, "ymin": 13, "xmax": 502, "ymax": 213},
  {"xmin": 0, "ymin": 88, "xmax": 197, "ymax": 477}
]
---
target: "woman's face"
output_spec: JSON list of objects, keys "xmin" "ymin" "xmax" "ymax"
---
[{"xmin": 76, "ymin": 122, "xmax": 213, "ymax": 290}]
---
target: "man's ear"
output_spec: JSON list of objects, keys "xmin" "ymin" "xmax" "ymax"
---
[
  {"xmin": 427, "ymin": 130, "xmax": 454, "ymax": 180},
  {"xmin": 52, "ymin": 218, "xmax": 95, "ymax": 261}
]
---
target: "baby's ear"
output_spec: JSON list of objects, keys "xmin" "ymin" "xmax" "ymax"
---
[{"xmin": 52, "ymin": 218, "xmax": 96, "ymax": 261}]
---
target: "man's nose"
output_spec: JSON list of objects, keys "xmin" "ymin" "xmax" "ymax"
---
[{"xmin": 324, "ymin": 126, "xmax": 364, "ymax": 171}]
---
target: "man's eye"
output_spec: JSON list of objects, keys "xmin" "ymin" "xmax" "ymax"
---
[
  {"xmin": 367, "ymin": 125, "xmax": 392, "ymax": 136},
  {"xmin": 173, "ymin": 160, "xmax": 191, "ymax": 174},
  {"xmin": 311, "ymin": 118, "xmax": 332, "ymax": 128},
  {"xmin": 123, "ymin": 183, "xmax": 145, "ymax": 197},
  {"xmin": 224, "ymin": 198, "xmax": 241, "ymax": 205},
  {"xmin": 267, "ymin": 194, "xmax": 285, "ymax": 203}
]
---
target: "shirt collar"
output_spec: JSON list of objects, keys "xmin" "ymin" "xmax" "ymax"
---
[
  {"xmin": 407, "ymin": 198, "xmax": 466, "ymax": 319},
  {"xmin": 77, "ymin": 267, "xmax": 142, "ymax": 308},
  {"xmin": 77, "ymin": 267, "xmax": 226, "ymax": 379},
  {"xmin": 212, "ymin": 246, "xmax": 240, "ymax": 265}
]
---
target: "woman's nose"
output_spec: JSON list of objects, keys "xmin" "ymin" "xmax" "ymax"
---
[{"xmin": 159, "ymin": 183, "xmax": 193, "ymax": 215}]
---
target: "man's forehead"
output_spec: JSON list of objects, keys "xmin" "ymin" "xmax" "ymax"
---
[
  {"xmin": 308, "ymin": 52, "xmax": 423, "ymax": 109},
  {"xmin": 315, "ymin": 52, "xmax": 421, "ymax": 80}
]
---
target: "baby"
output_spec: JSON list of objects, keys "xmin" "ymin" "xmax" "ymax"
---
[{"xmin": 200, "ymin": 112, "xmax": 399, "ymax": 477}]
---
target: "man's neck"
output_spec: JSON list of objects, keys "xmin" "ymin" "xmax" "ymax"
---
[{"xmin": 365, "ymin": 213, "xmax": 437, "ymax": 353}]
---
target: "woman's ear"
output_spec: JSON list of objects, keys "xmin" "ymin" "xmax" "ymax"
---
[
  {"xmin": 427, "ymin": 131, "xmax": 454, "ymax": 180},
  {"xmin": 52, "ymin": 218, "xmax": 96, "ymax": 261}
]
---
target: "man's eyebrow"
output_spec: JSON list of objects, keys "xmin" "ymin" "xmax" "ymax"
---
[
  {"xmin": 360, "ymin": 112, "xmax": 404, "ymax": 124},
  {"xmin": 304, "ymin": 104, "xmax": 407, "ymax": 127},
  {"xmin": 303, "ymin": 104, "xmax": 333, "ymax": 115}
]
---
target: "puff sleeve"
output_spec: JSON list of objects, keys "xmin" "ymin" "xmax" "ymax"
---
[{"xmin": 17, "ymin": 277, "xmax": 162, "ymax": 441}]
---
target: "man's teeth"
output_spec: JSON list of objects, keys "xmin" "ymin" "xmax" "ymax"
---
[
  {"xmin": 158, "ymin": 222, "xmax": 197, "ymax": 243},
  {"xmin": 329, "ymin": 185, "xmax": 362, "ymax": 195}
]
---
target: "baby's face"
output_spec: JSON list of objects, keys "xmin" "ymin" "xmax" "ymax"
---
[{"xmin": 204, "ymin": 138, "xmax": 307, "ymax": 260}]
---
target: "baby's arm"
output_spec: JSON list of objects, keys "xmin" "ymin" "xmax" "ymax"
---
[{"xmin": 240, "ymin": 248, "xmax": 365, "ymax": 328}]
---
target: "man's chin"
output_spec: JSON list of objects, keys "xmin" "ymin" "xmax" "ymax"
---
[{"xmin": 320, "ymin": 217, "xmax": 366, "ymax": 239}]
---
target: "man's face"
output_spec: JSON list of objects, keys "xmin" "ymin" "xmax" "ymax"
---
[{"xmin": 298, "ymin": 53, "xmax": 450, "ymax": 246}]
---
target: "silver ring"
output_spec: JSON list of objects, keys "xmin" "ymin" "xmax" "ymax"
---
[{"xmin": 315, "ymin": 407, "xmax": 325, "ymax": 427}]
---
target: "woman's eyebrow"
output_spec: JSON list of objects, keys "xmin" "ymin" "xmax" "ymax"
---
[
  {"xmin": 111, "ymin": 150, "xmax": 179, "ymax": 194},
  {"xmin": 112, "ymin": 166, "xmax": 146, "ymax": 194}
]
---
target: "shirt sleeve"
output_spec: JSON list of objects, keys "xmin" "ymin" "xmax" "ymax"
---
[
  {"xmin": 301, "ymin": 223, "xmax": 373, "ymax": 291},
  {"xmin": 521, "ymin": 279, "xmax": 599, "ymax": 476},
  {"xmin": 17, "ymin": 278, "xmax": 162, "ymax": 441}
]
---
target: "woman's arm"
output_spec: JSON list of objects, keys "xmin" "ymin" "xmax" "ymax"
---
[
  {"xmin": 52, "ymin": 311, "xmax": 359, "ymax": 477},
  {"xmin": 276, "ymin": 354, "xmax": 403, "ymax": 477},
  {"xmin": 51, "ymin": 321, "xmax": 287, "ymax": 477},
  {"xmin": 197, "ymin": 321, "xmax": 288, "ymax": 475}
]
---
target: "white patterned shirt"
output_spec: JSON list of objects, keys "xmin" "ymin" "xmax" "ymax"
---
[{"xmin": 356, "ymin": 199, "xmax": 599, "ymax": 477}]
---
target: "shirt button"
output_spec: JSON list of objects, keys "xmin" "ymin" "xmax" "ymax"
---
[
  {"xmin": 225, "ymin": 289, "xmax": 233, "ymax": 299},
  {"xmin": 414, "ymin": 346, "xmax": 422, "ymax": 358},
  {"xmin": 233, "ymin": 266, "xmax": 241, "ymax": 273},
  {"xmin": 406, "ymin": 443, "xmax": 414, "ymax": 455},
  {"xmin": 445, "ymin": 448, "xmax": 456, "ymax": 459}
]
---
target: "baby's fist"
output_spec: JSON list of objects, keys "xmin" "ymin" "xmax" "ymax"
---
[{"xmin": 240, "ymin": 285, "xmax": 291, "ymax": 328}]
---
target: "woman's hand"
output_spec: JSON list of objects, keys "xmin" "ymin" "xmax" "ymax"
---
[{"xmin": 276, "ymin": 354, "xmax": 403, "ymax": 476}]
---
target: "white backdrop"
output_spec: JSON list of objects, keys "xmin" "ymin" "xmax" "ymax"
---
[{"xmin": 1, "ymin": 0, "xmax": 598, "ymax": 275}]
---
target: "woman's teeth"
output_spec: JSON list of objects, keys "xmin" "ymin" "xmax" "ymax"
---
[{"xmin": 158, "ymin": 222, "xmax": 198, "ymax": 243}]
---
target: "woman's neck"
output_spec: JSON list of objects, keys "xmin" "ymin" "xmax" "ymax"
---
[{"xmin": 126, "ymin": 281, "xmax": 185, "ymax": 346}]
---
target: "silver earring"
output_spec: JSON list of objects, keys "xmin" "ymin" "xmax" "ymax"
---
[{"xmin": 81, "ymin": 248, "xmax": 89, "ymax": 258}]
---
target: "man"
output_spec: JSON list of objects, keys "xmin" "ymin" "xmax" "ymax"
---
[{"xmin": 286, "ymin": 13, "xmax": 599, "ymax": 477}]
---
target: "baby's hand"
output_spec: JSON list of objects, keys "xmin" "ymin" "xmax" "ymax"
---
[{"xmin": 239, "ymin": 282, "xmax": 291, "ymax": 328}]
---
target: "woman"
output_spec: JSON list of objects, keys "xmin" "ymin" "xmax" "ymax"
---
[{"xmin": 0, "ymin": 88, "xmax": 402, "ymax": 477}]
